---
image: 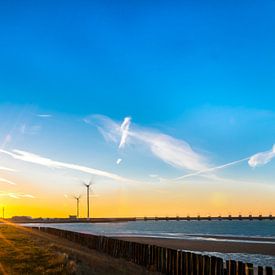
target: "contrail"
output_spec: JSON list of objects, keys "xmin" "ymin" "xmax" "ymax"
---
[
  {"xmin": 174, "ymin": 157, "xmax": 250, "ymax": 180},
  {"xmin": 174, "ymin": 144, "xmax": 275, "ymax": 180}
]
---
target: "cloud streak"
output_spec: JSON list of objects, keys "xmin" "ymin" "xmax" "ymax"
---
[
  {"xmin": 37, "ymin": 114, "xmax": 52, "ymax": 118},
  {"xmin": 0, "ymin": 149, "xmax": 139, "ymax": 184},
  {"xmin": 20, "ymin": 124, "xmax": 41, "ymax": 135},
  {"xmin": 248, "ymin": 145, "xmax": 275, "ymax": 168},
  {"xmin": 85, "ymin": 115, "xmax": 208, "ymax": 172},
  {"xmin": 0, "ymin": 167, "xmax": 15, "ymax": 172},
  {"xmin": 116, "ymin": 158, "xmax": 122, "ymax": 165},
  {"xmin": 119, "ymin": 117, "xmax": 131, "ymax": 149},
  {"xmin": 0, "ymin": 178, "xmax": 16, "ymax": 185},
  {"xmin": 0, "ymin": 191, "xmax": 34, "ymax": 199},
  {"xmin": 133, "ymin": 130, "xmax": 208, "ymax": 171}
]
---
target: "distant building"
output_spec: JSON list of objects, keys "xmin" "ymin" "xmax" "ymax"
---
[{"xmin": 11, "ymin": 216, "xmax": 32, "ymax": 222}]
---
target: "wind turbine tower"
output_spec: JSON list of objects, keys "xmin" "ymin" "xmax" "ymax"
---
[
  {"xmin": 83, "ymin": 180, "xmax": 93, "ymax": 219},
  {"xmin": 73, "ymin": 195, "xmax": 81, "ymax": 218}
]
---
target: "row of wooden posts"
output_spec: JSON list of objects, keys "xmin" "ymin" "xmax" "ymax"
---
[{"xmin": 31, "ymin": 227, "xmax": 273, "ymax": 275}]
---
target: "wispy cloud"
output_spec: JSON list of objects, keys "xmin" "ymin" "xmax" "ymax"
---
[
  {"xmin": 149, "ymin": 174, "xmax": 159, "ymax": 178},
  {"xmin": 0, "ymin": 149, "xmax": 140, "ymax": 184},
  {"xmin": 248, "ymin": 144, "xmax": 275, "ymax": 168},
  {"xmin": 119, "ymin": 117, "xmax": 131, "ymax": 149},
  {"xmin": 85, "ymin": 115, "xmax": 208, "ymax": 172},
  {"xmin": 133, "ymin": 130, "xmax": 208, "ymax": 171},
  {"xmin": 0, "ymin": 178, "xmax": 16, "ymax": 185},
  {"xmin": 85, "ymin": 115, "xmax": 275, "ymax": 181},
  {"xmin": 0, "ymin": 167, "xmax": 15, "ymax": 172},
  {"xmin": 20, "ymin": 124, "xmax": 41, "ymax": 135},
  {"xmin": 0, "ymin": 191, "xmax": 34, "ymax": 199},
  {"xmin": 116, "ymin": 158, "xmax": 122, "ymax": 165},
  {"xmin": 1, "ymin": 134, "xmax": 12, "ymax": 149},
  {"xmin": 36, "ymin": 114, "xmax": 52, "ymax": 118},
  {"xmin": 149, "ymin": 174, "xmax": 166, "ymax": 183},
  {"xmin": 175, "ymin": 145, "xmax": 275, "ymax": 180},
  {"xmin": 84, "ymin": 115, "xmax": 120, "ymax": 144},
  {"xmin": 5, "ymin": 134, "xmax": 12, "ymax": 143}
]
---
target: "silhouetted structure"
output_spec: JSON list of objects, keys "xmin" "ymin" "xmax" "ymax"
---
[
  {"xmin": 83, "ymin": 180, "xmax": 93, "ymax": 219},
  {"xmin": 73, "ymin": 195, "xmax": 81, "ymax": 218}
]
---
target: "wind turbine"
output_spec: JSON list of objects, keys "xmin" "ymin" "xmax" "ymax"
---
[
  {"xmin": 73, "ymin": 195, "xmax": 81, "ymax": 218},
  {"xmin": 83, "ymin": 180, "xmax": 93, "ymax": 219}
]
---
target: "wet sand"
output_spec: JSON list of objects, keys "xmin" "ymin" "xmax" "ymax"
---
[{"xmin": 117, "ymin": 236, "xmax": 275, "ymax": 256}]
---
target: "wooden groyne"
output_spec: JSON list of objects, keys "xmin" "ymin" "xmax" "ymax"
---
[{"xmin": 31, "ymin": 227, "xmax": 273, "ymax": 275}]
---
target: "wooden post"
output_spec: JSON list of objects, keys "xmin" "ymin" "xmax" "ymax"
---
[
  {"xmin": 172, "ymin": 249, "xmax": 178, "ymax": 275},
  {"xmin": 163, "ymin": 247, "xmax": 168, "ymax": 274},
  {"xmin": 182, "ymin": 252, "xmax": 187, "ymax": 275},
  {"xmin": 265, "ymin": 266, "xmax": 273, "ymax": 275},
  {"xmin": 168, "ymin": 248, "xmax": 174, "ymax": 275},
  {"xmin": 177, "ymin": 251, "xmax": 182, "ymax": 275},
  {"xmin": 143, "ymin": 244, "xmax": 147, "ymax": 266},
  {"xmin": 258, "ymin": 266, "xmax": 263, "ymax": 275},
  {"xmin": 149, "ymin": 245, "xmax": 153, "ymax": 267},
  {"xmin": 216, "ymin": 257, "xmax": 224, "ymax": 275},
  {"xmin": 176, "ymin": 250, "xmax": 180, "ymax": 275},
  {"xmin": 159, "ymin": 246, "xmax": 164, "ymax": 272},
  {"xmin": 237, "ymin": 261, "xmax": 245, "ymax": 275},
  {"xmin": 210, "ymin": 256, "xmax": 217, "ymax": 275},
  {"xmin": 198, "ymin": 254, "xmax": 204, "ymax": 275},
  {"xmin": 204, "ymin": 255, "xmax": 211, "ymax": 275},
  {"xmin": 193, "ymin": 253, "xmax": 199, "ymax": 275},
  {"xmin": 157, "ymin": 246, "xmax": 163, "ymax": 272},
  {"xmin": 187, "ymin": 252, "xmax": 193, "ymax": 275},
  {"xmin": 245, "ymin": 263, "xmax": 253, "ymax": 275},
  {"xmin": 230, "ymin": 260, "xmax": 236, "ymax": 275}
]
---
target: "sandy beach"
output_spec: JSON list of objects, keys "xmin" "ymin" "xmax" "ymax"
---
[{"xmin": 117, "ymin": 235, "xmax": 275, "ymax": 256}]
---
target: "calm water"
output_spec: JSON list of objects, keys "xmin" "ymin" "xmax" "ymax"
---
[
  {"xmin": 26, "ymin": 220, "xmax": 275, "ymax": 238},
  {"xmin": 25, "ymin": 220, "xmax": 275, "ymax": 268}
]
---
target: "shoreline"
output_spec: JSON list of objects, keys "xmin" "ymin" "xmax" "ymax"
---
[
  {"xmin": 116, "ymin": 236, "xmax": 275, "ymax": 256},
  {"xmin": 185, "ymin": 234, "xmax": 275, "ymax": 242}
]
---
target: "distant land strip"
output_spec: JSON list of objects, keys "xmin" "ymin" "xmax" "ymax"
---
[{"xmin": 1, "ymin": 215, "xmax": 274, "ymax": 223}]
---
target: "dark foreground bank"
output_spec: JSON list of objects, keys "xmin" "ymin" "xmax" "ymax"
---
[{"xmin": 0, "ymin": 224, "xmax": 159, "ymax": 274}]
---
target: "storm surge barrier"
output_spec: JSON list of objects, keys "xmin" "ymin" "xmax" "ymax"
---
[{"xmin": 31, "ymin": 227, "xmax": 273, "ymax": 275}]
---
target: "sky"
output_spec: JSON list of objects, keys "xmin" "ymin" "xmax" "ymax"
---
[{"xmin": 0, "ymin": 0, "xmax": 274, "ymax": 218}]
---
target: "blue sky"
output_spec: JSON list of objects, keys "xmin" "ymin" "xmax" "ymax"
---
[{"xmin": 0, "ymin": 1, "xmax": 274, "ymax": 216}]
